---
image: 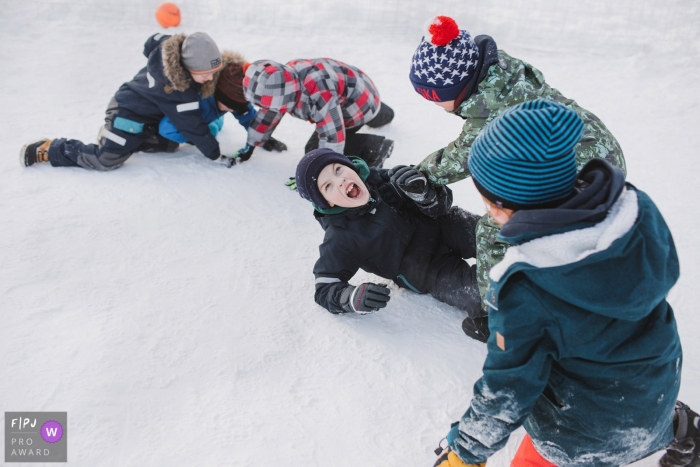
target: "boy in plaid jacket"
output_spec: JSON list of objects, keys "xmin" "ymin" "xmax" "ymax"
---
[{"xmin": 235, "ymin": 58, "xmax": 395, "ymax": 167}]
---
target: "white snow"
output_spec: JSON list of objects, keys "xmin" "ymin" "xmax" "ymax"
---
[{"xmin": 1, "ymin": 1, "xmax": 698, "ymax": 465}]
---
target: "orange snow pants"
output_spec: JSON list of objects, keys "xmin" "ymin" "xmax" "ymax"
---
[{"xmin": 511, "ymin": 434, "xmax": 558, "ymax": 467}]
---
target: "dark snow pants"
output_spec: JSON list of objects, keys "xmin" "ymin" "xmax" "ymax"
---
[
  {"xmin": 304, "ymin": 102, "xmax": 395, "ymax": 167},
  {"xmin": 48, "ymin": 97, "xmax": 177, "ymax": 171},
  {"xmin": 427, "ymin": 207, "xmax": 483, "ymax": 319}
]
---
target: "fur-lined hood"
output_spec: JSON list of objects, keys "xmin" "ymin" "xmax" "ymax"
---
[{"xmin": 159, "ymin": 34, "xmax": 246, "ymax": 97}]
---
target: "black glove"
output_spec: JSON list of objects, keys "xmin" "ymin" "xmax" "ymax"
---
[
  {"xmin": 262, "ymin": 137, "xmax": 288, "ymax": 152},
  {"xmin": 340, "ymin": 283, "xmax": 391, "ymax": 314},
  {"xmin": 388, "ymin": 165, "xmax": 452, "ymax": 217},
  {"xmin": 221, "ymin": 144, "xmax": 255, "ymax": 168},
  {"xmin": 389, "ymin": 165, "xmax": 426, "ymax": 197},
  {"xmin": 388, "ymin": 165, "xmax": 430, "ymax": 199},
  {"xmin": 235, "ymin": 144, "xmax": 255, "ymax": 162}
]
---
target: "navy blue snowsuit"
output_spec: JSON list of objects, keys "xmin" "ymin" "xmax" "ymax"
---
[
  {"xmin": 313, "ymin": 166, "xmax": 482, "ymax": 317},
  {"xmin": 48, "ymin": 33, "xmax": 220, "ymax": 170}
]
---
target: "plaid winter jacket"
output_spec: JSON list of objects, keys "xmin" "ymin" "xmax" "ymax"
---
[{"xmin": 243, "ymin": 58, "xmax": 382, "ymax": 153}]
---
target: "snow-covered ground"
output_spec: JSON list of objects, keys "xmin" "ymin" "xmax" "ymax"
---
[{"xmin": 1, "ymin": 1, "xmax": 698, "ymax": 465}]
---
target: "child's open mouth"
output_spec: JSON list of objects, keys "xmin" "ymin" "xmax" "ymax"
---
[{"xmin": 346, "ymin": 182, "xmax": 361, "ymax": 199}]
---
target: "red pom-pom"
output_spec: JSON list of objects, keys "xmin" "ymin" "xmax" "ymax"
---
[{"xmin": 424, "ymin": 16, "xmax": 460, "ymax": 47}]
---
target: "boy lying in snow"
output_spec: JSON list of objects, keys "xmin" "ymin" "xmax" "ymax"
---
[
  {"xmin": 294, "ymin": 148, "xmax": 488, "ymax": 342},
  {"xmin": 432, "ymin": 99, "xmax": 698, "ymax": 467},
  {"xmin": 241, "ymin": 58, "xmax": 395, "ymax": 168},
  {"xmin": 393, "ymin": 15, "xmax": 628, "ymax": 330}
]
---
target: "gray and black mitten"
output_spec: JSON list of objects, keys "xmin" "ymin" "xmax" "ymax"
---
[
  {"xmin": 388, "ymin": 165, "xmax": 452, "ymax": 217},
  {"xmin": 340, "ymin": 283, "xmax": 391, "ymax": 314}
]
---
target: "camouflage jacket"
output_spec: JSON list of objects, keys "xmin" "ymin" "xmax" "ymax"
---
[{"xmin": 416, "ymin": 38, "xmax": 626, "ymax": 184}]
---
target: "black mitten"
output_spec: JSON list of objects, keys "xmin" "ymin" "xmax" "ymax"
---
[
  {"xmin": 263, "ymin": 137, "xmax": 288, "ymax": 152},
  {"xmin": 388, "ymin": 166, "xmax": 452, "ymax": 217},
  {"xmin": 340, "ymin": 283, "xmax": 391, "ymax": 314},
  {"xmin": 389, "ymin": 166, "xmax": 435, "ymax": 202},
  {"xmin": 420, "ymin": 185, "xmax": 454, "ymax": 218},
  {"xmin": 235, "ymin": 144, "xmax": 255, "ymax": 162}
]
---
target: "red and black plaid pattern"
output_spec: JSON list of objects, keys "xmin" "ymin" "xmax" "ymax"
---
[{"xmin": 243, "ymin": 58, "xmax": 381, "ymax": 152}]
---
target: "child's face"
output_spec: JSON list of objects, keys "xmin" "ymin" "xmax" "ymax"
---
[
  {"xmin": 434, "ymin": 100, "xmax": 456, "ymax": 111},
  {"xmin": 191, "ymin": 72, "xmax": 215, "ymax": 83},
  {"xmin": 481, "ymin": 195, "xmax": 515, "ymax": 226},
  {"xmin": 317, "ymin": 163, "xmax": 370, "ymax": 208}
]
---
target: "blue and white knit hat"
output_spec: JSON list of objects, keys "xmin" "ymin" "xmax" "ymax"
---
[
  {"xmin": 468, "ymin": 99, "xmax": 584, "ymax": 210},
  {"xmin": 409, "ymin": 16, "xmax": 479, "ymax": 102}
]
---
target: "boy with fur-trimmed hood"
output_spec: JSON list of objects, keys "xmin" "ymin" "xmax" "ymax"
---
[
  {"xmin": 157, "ymin": 61, "xmax": 288, "ymax": 164},
  {"xmin": 240, "ymin": 58, "xmax": 395, "ymax": 168},
  {"xmin": 295, "ymin": 148, "xmax": 488, "ymax": 342},
  {"xmin": 432, "ymin": 99, "xmax": 697, "ymax": 467},
  {"xmin": 21, "ymin": 32, "xmax": 234, "ymax": 170}
]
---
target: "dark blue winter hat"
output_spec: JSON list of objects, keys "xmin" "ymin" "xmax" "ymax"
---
[
  {"xmin": 409, "ymin": 16, "xmax": 479, "ymax": 102},
  {"xmin": 296, "ymin": 149, "xmax": 358, "ymax": 210},
  {"xmin": 468, "ymin": 99, "xmax": 584, "ymax": 210}
]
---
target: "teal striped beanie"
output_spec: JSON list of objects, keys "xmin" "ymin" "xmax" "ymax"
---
[{"xmin": 468, "ymin": 99, "xmax": 583, "ymax": 210}]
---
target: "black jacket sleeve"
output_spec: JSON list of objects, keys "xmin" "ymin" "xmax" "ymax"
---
[{"xmin": 313, "ymin": 232, "xmax": 361, "ymax": 314}]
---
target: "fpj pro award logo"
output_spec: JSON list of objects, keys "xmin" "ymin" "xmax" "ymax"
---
[{"xmin": 5, "ymin": 412, "xmax": 67, "ymax": 463}]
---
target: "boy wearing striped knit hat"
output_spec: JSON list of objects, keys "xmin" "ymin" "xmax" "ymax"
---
[
  {"xmin": 432, "ymin": 99, "xmax": 697, "ymax": 467},
  {"xmin": 392, "ymin": 16, "xmax": 627, "ymax": 338}
]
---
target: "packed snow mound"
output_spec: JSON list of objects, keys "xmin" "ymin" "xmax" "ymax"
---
[{"xmin": 1, "ymin": 1, "xmax": 698, "ymax": 465}]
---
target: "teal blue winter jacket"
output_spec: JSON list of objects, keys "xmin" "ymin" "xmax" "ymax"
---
[{"xmin": 449, "ymin": 160, "xmax": 682, "ymax": 466}]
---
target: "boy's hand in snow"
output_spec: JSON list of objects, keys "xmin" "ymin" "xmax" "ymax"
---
[
  {"xmin": 262, "ymin": 137, "xmax": 288, "ymax": 152},
  {"xmin": 220, "ymin": 156, "xmax": 237, "ymax": 168},
  {"xmin": 433, "ymin": 448, "xmax": 485, "ymax": 467},
  {"xmin": 233, "ymin": 144, "xmax": 255, "ymax": 162},
  {"xmin": 220, "ymin": 144, "xmax": 254, "ymax": 167},
  {"xmin": 340, "ymin": 283, "xmax": 390, "ymax": 314}
]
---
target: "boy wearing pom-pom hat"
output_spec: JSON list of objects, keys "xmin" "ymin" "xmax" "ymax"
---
[
  {"xmin": 432, "ymin": 99, "xmax": 695, "ymax": 467},
  {"xmin": 396, "ymin": 16, "xmax": 627, "ymax": 327}
]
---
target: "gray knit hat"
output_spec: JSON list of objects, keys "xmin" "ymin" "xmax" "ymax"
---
[{"xmin": 181, "ymin": 32, "xmax": 222, "ymax": 74}]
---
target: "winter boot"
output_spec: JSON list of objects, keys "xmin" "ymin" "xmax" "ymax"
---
[
  {"xmin": 374, "ymin": 138, "xmax": 394, "ymax": 167},
  {"xmin": 365, "ymin": 102, "xmax": 395, "ymax": 128},
  {"xmin": 461, "ymin": 316, "xmax": 490, "ymax": 343},
  {"xmin": 139, "ymin": 134, "xmax": 179, "ymax": 153},
  {"xmin": 20, "ymin": 139, "xmax": 51, "ymax": 167},
  {"xmin": 346, "ymin": 134, "xmax": 394, "ymax": 168},
  {"xmin": 660, "ymin": 401, "xmax": 700, "ymax": 467}
]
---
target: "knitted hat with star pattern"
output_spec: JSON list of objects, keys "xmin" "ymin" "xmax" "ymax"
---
[{"xmin": 409, "ymin": 16, "xmax": 479, "ymax": 102}]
